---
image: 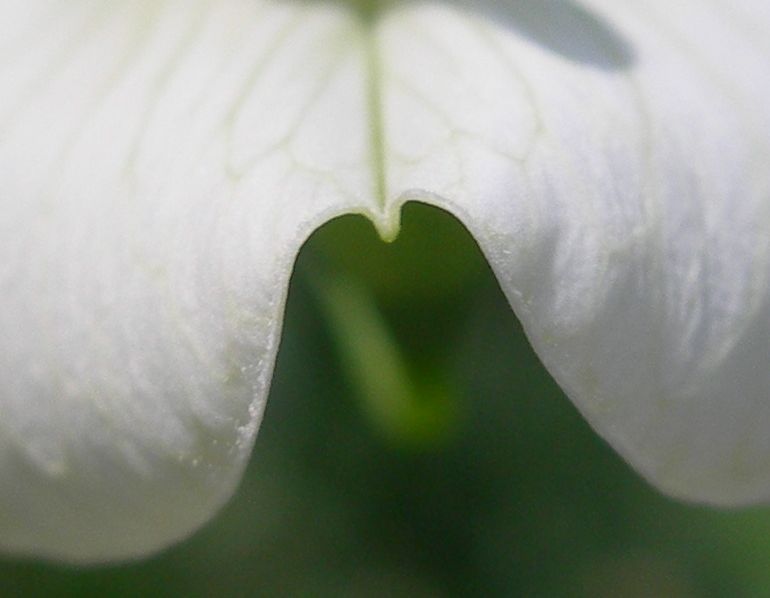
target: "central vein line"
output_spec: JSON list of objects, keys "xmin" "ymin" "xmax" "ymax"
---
[{"xmin": 362, "ymin": 17, "xmax": 388, "ymax": 214}]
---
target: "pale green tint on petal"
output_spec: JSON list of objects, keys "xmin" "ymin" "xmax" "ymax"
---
[{"xmin": 1, "ymin": 0, "xmax": 769, "ymax": 562}]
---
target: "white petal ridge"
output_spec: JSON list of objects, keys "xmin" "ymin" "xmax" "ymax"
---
[{"xmin": 1, "ymin": 0, "xmax": 769, "ymax": 562}]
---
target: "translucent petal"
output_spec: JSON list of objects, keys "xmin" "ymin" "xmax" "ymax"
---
[{"xmin": 1, "ymin": 0, "xmax": 769, "ymax": 562}]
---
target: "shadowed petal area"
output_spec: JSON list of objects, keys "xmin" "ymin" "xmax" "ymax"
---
[
  {"xmin": 1, "ymin": 0, "xmax": 769, "ymax": 563},
  {"xmin": 447, "ymin": 0, "xmax": 635, "ymax": 69}
]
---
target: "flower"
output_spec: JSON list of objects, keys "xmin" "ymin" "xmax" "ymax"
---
[{"xmin": 1, "ymin": 0, "xmax": 769, "ymax": 563}]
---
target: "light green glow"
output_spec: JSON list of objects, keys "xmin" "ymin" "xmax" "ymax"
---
[{"xmin": 314, "ymin": 271, "xmax": 458, "ymax": 448}]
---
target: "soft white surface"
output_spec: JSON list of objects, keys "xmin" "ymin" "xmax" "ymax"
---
[{"xmin": 1, "ymin": 0, "xmax": 769, "ymax": 562}]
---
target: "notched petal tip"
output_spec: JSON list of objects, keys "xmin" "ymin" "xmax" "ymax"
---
[{"xmin": 2, "ymin": 0, "xmax": 770, "ymax": 563}]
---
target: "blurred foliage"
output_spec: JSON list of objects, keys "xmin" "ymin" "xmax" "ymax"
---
[{"xmin": 3, "ymin": 204, "xmax": 770, "ymax": 597}]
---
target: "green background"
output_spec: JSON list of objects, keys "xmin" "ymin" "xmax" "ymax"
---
[{"xmin": 2, "ymin": 204, "xmax": 770, "ymax": 597}]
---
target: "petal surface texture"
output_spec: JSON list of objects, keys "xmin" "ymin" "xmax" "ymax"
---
[{"xmin": 1, "ymin": 0, "xmax": 769, "ymax": 562}]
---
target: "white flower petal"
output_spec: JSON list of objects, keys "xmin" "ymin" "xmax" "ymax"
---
[
  {"xmin": 380, "ymin": 0, "xmax": 770, "ymax": 504},
  {"xmin": 1, "ymin": 0, "xmax": 769, "ymax": 562},
  {"xmin": 0, "ymin": 0, "xmax": 378, "ymax": 562}
]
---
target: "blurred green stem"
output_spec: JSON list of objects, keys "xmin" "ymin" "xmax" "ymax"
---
[{"xmin": 308, "ymin": 269, "xmax": 458, "ymax": 450}]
